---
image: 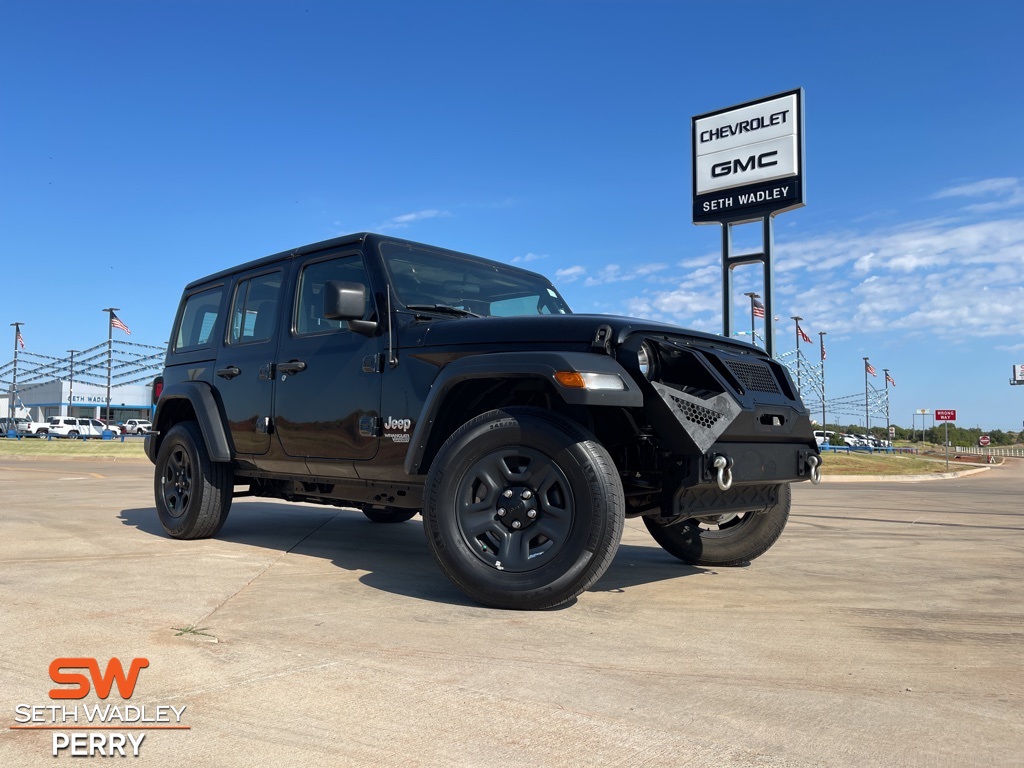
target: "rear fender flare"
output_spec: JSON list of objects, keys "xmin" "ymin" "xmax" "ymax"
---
[{"xmin": 148, "ymin": 381, "xmax": 233, "ymax": 463}]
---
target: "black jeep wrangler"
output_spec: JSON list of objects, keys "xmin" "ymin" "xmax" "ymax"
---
[{"xmin": 147, "ymin": 233, "xmax": 820, "ymax": 609}]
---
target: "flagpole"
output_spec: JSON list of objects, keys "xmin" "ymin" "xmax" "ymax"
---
[
  {"xmin": 883, "ymin": 368, "xmax": 891, "ymax": 444},
  {"xmin": 102, "ymin": 308, "xmax": 119, "ymax": 422},
  {"xmin": 743, "ymin": 292, "xmax": 760, "ymax": 348},
  {"xmin": 67, "ymin": 350, "xmax": 79, "ymax": 417},
  {"xmin": 819, "ymin": 331, "xmax": 827, "ymax": 430},
  {"xmin": 863, "ymin": 357, "xmax": 870, "ymax": 434},
  {"xmin": 791, "ymin": 315, "xmax": 802, "ymax": 396},
  {"xmin": 9, "ymin": 322, "xmax": 24, "ymax": 421}
]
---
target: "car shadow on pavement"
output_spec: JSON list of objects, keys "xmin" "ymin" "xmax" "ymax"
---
[
  {"xmin": 592, "ymin": 542, "xmax": 707, "ymax": 594},
  {"xmin": 118, "ymin": 504, "xmax": 707, "ymax": 608}
]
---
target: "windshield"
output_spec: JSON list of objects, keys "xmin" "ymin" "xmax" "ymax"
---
[{"xmin": 380, "ymin": 242, "xmax": 572, "ymax": 317}]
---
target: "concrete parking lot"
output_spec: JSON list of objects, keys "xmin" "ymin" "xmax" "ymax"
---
[{"xmin": 0, "ymin": 456, "xmax": 1021, "ymax": 766}]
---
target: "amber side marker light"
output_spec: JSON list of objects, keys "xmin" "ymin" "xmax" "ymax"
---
[{"xmin": 553, "ymin": 371, "xmax": 626, "ymax": 390}]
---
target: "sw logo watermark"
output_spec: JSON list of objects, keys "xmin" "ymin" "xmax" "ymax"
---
[{"xmin": 9, "ymin": 657, "xmax": 188, "ymax": 758}]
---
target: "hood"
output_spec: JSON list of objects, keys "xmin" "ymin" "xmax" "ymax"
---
[{"xmin": 408, "ymin": 313, "xmax": 763, "ymax": 355}]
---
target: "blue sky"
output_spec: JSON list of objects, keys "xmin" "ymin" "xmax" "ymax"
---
[{"xmin": 2, "ymin": 1, "xmax": 1022, "ymax": 430}]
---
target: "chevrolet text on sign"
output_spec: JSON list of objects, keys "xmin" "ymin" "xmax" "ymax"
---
[{"xmin": 692, "ymin": 89, "xmax": 805, "ymax": 224}]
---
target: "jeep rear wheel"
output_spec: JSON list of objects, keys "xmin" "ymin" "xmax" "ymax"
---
[
  {"xmin": 154, "ymin": 421, "xmax": 233, "ymax": 539},
  {"xmin": 423, "ymin": 407, "xmax": 624, "ymax": 610},
  {"xmin": 643, "ymin": 483, "xmax": 790, "ymax": 566}
]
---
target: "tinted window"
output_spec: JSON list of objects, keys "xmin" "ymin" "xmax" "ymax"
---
[
  {"xmin": 295, "ymin": 254, "xmax": 369, "ymax": 336},
  {"xmin": 228, "ymin": 271, "xmax": 282, "ymax": 345},
  {"xmin": 380, "ymin": 241, "xmax": 571, "ymax": 317},
  {"xmin": 174, "ymin": 286, "xmax": 225, "ymax": 351}
]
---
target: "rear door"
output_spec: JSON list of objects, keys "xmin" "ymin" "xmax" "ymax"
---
[
  {"xmin": 272, "ymin": 248, "xmax": 382, "ymax": 462},
  {"xmin": 215, "ymin": 268, "xmax": 284, "ymax": 455}
]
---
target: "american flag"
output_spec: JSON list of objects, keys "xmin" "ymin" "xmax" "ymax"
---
[
  {"xmin": 16, "ymin": 329, "xmax": 25, "ymax": 349},
  {"xmin": 752, "ymin": 298, "xmax": 765, "ymax": 319},
  {"xmin": 798, "ymin": 325, "xmax": 812, "ymax": 344},
  {"xmin": 110, "ymin": 312, "xmax": 132, "ymax": 336},
  {"xmin": 886, "ymin": 372, "xmax": 896, "ymax": 387},
  {"xmin": 865, "ymin": 361, "xmax": 877, "ymax": 376},
  {"xmin": 820, "ymin": 337, "xmax": 827, "ymax": 361}
]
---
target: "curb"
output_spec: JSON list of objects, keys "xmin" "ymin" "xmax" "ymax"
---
[{"xmin": 819, "ymin": 465, "xmax": 993, "ymax": 483}]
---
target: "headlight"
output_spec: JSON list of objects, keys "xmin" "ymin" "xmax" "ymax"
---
[{"xmin": 637, "ymin": 342, "xmax": 655, "ymax": 379}]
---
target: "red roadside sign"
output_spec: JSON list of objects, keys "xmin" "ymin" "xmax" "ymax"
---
[
  {"xmin": 935, "ymin": 409, "xmax": 957, "ymax": 421},
  {"xmin": 979, "ymin": 435, "xmax": 991, "ymax": 446}
]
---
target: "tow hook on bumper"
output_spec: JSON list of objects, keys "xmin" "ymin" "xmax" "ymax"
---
[
  {"xmin": 806, "ymin": 454, "xmax": 821, "ymax": 485},
  {"xmin": 711, "ymin": 454, "xmax": 734, "ymax": 491}
]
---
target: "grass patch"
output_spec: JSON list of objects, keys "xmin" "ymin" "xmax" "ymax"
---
[
  {"xmin": 820, "ymin": 451, "xmax": 971, "ymax": 476},
  {"xmin": 0, "ymin": 436, "xmax": 147, "ymax": 459}
]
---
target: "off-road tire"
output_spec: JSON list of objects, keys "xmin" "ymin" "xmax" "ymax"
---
[
  {"xmin": 423, "ymin": 407, "xmax": 624, "ymax": 610},
  {"xmin": 154, "ymin": 421, "xmax": 233, "ymax": 539},
  {"xmin": 363, "ymin": 507, "xmax": 418, "ymax": 524},
  {"xmin": 643, "ymin": 483, "xmax": 790, "ymax": 566}
]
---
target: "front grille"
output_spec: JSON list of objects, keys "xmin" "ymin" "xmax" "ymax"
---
[
  {"xmin": 725, "ymin": 360, "xmax": 779, "ymax": 394},
  {"xmin": 668, "ymin": 394, "xmax": 723, "ymax": 429}
]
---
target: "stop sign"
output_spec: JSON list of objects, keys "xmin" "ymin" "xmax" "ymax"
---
[{"xmin": 979, "ymin": 435, "xmax": 991, "ymax": 446}]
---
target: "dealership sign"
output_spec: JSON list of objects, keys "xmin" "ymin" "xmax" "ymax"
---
[{"xmin": 692, "ymin": 89, "xmax": 805, "ymax": 223}]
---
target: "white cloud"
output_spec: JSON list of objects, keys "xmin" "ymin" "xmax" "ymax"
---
[
  {"xmin": 932, "ymin": 177, "xmax": 1024, "ymax": 213},
  {"xmin": 606, "ymin": 215, "xmax": 1024, "ymax": 344},
  {"xmin": 511, "ymin": 252, "xmax": 547, "ymax": 264},
  {"xmin": 932, "ymin": 177, "xmax": 1018, "ymax": 198},
  {"xmin": 379, "ymin": 209, "xmax": 450, "ymax": 230},
  {"xmin": 555, "ymin": 265, "xmax": 586, "ymax": 282},
  {"xmin": 582, "ymin": 262, "xmax": 669, "ymax": 286}
]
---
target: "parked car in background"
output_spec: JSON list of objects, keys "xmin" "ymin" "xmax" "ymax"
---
[
  {"xmin": 97, "ymin": 418, "xmax": 125, "ymax": 434},
  {"xmin": 0, "ymin": 417, "xmax": 49, "ymax": 437},
  {"xmin": 124, "ymin": 419, "xmax": 152, "ymax": 434},
  {"xmin": 813, "ymin": 430, "xmax": 834, "ymax": 446},
  {"xmin": 46, "ymin": 417, "xmax": 105, "ymax": 438}
]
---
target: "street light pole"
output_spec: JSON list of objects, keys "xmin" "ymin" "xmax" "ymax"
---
[
  {"xmin": 743, "ymin": 292, "xmax": 760, "ymax": 348},
  {"xmin": 67, "ymin": 350, "xmax": 80, "ymax": 417},
  {"xmin": 863, "ymin": 357, "xmax": 871, "ymax": 434},
  {"xmin": 9, "ymin": 322, "xmax": 24, "ymax": 421},
  {"xmin": 101, "ymin": 308, "xmax": 118, "ymax": 422},
  {"xmin": 791, "ymin": 315, "xmax": 803, "ymax": 396},
  {"xmin": 883, "ymin": 368, "xmax": 891, "ymax": 444},
  {"xmin": 818, "ymin": 331, "xmax": 827, "ymax": 429}
]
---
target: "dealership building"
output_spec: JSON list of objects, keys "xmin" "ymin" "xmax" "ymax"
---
[{"xmin": 2, "ymin": 379, "xmax": 155, "ymax": 423}]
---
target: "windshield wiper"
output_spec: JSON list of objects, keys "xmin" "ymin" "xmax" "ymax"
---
[{"xmin": 405, "ymin": 304, "xmax": 483, "ymax": 318}]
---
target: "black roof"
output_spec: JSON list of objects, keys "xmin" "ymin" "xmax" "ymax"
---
[{"xmin": 183, "ymin": 232, "xmax": 549, "ymax": 291}]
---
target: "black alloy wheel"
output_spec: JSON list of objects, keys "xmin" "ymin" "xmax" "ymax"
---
[
  {"xmin": 423, "ymin": 407, "xmax": 624, "ymax": 610},
  {"xmin": 154, "ymin": 421, "xmax": 233, "ymax": 539},
  {"xmin": 643, "ymin": 483, "xmax": 791, "ymax": 566}
]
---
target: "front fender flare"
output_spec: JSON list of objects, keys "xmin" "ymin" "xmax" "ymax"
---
[{"xmin": 404, "ymin": 351, "xmax": 642, "ymax": 475}]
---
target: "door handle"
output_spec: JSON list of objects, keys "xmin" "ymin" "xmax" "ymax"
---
[
  {"xmin": 216, "ymin": 366, "xmax": 241, "ymax": 379},
  {"xmin": 277, "ymin": 359, "xmax": 307, "ymax": 375}
]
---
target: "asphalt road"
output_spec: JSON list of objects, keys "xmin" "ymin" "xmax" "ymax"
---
[{"xmin": 0, "ymin": 457, "xmax": 1020, "ymax": 766}]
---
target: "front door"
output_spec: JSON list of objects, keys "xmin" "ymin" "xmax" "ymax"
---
[
  {"xmin": 215, "ymin": 268, "xmax": 283, "ymax": 455},
  {"xmin": 273, "ymin": 249, "xmax": 382, "ymax": 461}
]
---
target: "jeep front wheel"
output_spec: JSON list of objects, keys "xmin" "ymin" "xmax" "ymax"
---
[
  {"xmin": 362, "ymin": 507, "xmax": 418, "ymax": 524},
  {"xmin": 642, "ymin": 483, "xmax": 790, "ymax": 566},
  {"xmin": 423, "ymin": 407, "xmax": 624, "ymax": 610},
  {"xmin": 154, "ymin": 421, "xmax": 233, "ymax": 539}
]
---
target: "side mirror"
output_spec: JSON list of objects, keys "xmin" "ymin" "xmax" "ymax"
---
[{"xmin": 323, "ymin": 280, "xmax": 377, "ymax": 335}]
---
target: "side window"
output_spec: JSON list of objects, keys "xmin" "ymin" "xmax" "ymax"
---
[
  {"xmin": 174, "ymin": 286, "xmax": 225, "ymax": 352},
  {"xmin": 295, "ymin": 254, "xmax": 369, "ymax": 336},
  {"xmin": 229, "ymin": 271, "xmax": 282, "ymax": 345}
]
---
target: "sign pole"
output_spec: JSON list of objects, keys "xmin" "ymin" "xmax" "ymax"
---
[{"xmin": 945, "ymin": 422, "xmax": 949, "ymax": 470}]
